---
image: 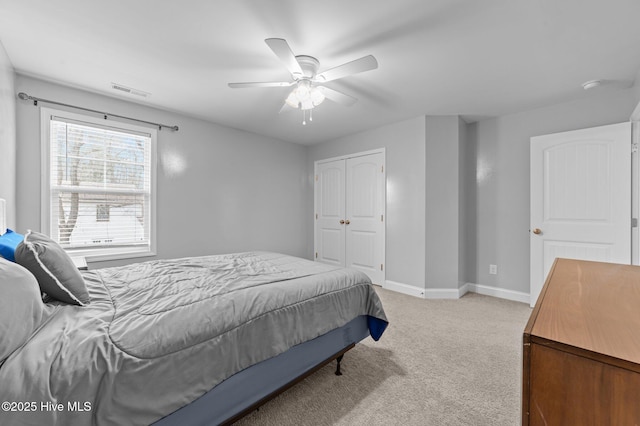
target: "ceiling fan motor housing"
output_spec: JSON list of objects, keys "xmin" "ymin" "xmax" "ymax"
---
[{"xmin": 295, "ymin": 55, "xmax": 320, "ymax": 79}]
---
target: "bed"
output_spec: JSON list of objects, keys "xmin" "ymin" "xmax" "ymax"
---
[{"xmin": 0, "ymin": 246, "xmax": 388, "ymax": 426}]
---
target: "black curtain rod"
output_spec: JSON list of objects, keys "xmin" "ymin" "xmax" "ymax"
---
[{"xmin": 17, "ymin": 92, "xmax": 179, "ymax": 131}]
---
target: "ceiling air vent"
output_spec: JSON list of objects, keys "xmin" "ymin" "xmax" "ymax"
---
[{"xmin": 111, "ymin": 83, "xmax": 150, "ymax": 98}]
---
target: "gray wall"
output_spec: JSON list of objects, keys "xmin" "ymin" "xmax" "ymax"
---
[
  {"xmin": 459, "ymin": 116, "xmax": 473, "ymax": 286},
  {"xmin": 634, "ymin": 70, "xmax": 640, "ymax": 105},
  {"xmin": 0, "ymin": 41, "xmax": 16, "ymax": 229},
  {"xmin": 307, "ymin": 117, "xmax": 427, "ymax": 289},
  {"xmin": 15, "ymin": 75, "xmax": 309, "ymax": 268},
  {"xmin": 469, "ymin": 87, "xmax": 638, "ymax": 294},
  {"xmin": 425, "ymin": 116, "xmax": 461, "ymax": 290},
  {"xmin": 308, "ymin": 88, "xmax": 637, "ymax": 298},
  {"xmin": 9, "ymin": 74, "xmax": 640, "ymax": 298}
]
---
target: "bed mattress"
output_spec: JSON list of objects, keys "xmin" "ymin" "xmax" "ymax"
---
[{"xmin": 0, "ymin": 252, "xmax": 387, "ymax": 426}]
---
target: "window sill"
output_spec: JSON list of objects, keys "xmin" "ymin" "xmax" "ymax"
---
[{"xmin": 66, "ymin": 247, "xmax": 156, "ymax": 263}]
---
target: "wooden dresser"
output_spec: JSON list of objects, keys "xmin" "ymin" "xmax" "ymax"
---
[{"xmin": 522, "ymin": 258, "xmax": 640, "ymax": 425}]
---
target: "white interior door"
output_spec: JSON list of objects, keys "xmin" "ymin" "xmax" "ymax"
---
[
  {"xmin": 315, "ymin": 160, "xmax": 345, "ymax": 266},
  {"xmin": 315, "ymin": 150, "xmax": 386, "ymax": 284},
  {"xmin": 346, "ymin": 153, "xmax": 385, "ymax": 284},
  {"xmin": 530, "ymin": 122, "xmax": 631, "ymax": 307}
]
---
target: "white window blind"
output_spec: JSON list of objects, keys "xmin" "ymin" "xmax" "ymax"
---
[{"xmin": 45, "ymin": 112, "xmax": 155, "ymax": 259}]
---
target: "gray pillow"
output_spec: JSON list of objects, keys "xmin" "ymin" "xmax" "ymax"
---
[
  {"xmin": 15, "ymin": 230, "xmax": 90, "ymax": 306},
  {"xmin": 0, "ymin": 257, "xmax": 44, "ymax": 362}
]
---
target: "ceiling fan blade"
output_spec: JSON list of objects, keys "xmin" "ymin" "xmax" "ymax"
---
[
  {"xmin": 315, "ymin": 55, "xmax": 378, "ymax": 82},
  {"xmin": 316, "ymin": 86, "xmax": 358, "ymax": 106},
  {"xmin": 228, "ymin": 81, "xmax": 294, "ymax": 88},
  {"xmin": 265, "ymin": 38, "xmax": 303, "ymax": 77},
  {"xmin": 278, "ymin": 103, "xmax": 296, "ymax": 114}
]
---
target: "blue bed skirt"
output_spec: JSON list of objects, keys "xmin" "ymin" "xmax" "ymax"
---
[{"xmin": 154, "ymin": 315, "xmax": 378, "ymax": 426}]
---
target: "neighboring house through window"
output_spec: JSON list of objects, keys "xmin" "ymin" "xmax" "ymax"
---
[
  {"xmin": 41, "ymin": 107, "xmax": 157, "ymax": 261},
  {"xmin": 96, "ymin": 204, "xmax": 110, "ymax": 222}
]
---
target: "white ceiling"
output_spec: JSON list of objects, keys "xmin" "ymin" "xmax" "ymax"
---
[{"xmin": 1, "ymin": 0, "xmax": 640, "ymax": 145}]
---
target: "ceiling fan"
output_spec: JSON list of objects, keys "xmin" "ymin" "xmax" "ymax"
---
[{"xmin": 228, "ymin": 38, "xmax": 378, "ymax": 125}]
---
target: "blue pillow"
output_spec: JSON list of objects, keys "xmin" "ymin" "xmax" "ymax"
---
[{"xmin": 0, "ymin": 229, "xmax": 24, "ymax": 262}]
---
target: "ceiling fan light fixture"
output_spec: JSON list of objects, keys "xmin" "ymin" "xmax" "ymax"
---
[
  {"xmin": 300, "ymin": 98, "xmax": 314, "ymax": 111},
  {"xmin": 285, "ymin": 91, "xmax": 300, "ymax": 108},
  {"xmin": 286, "ymin": 81, "xmax": 326, "ymax": 112},
  {"xmin": 295, "ymin": 80, "xmax": 311, "ymax": 101},
  {"xmin": 310, "ymin": 88, "xmax": 325, "ymax": 106}
]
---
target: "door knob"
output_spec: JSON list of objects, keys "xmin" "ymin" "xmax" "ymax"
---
[
  {"xmin": 345, "ymin": 220, "xmax": 350, "ymax": 225},
  {"xmin": 532, "ymin": 228, "xmax": 542, "ymax": 235},
  {"xmin": 339, "ymin": 220, "xmax": 345, "ymax": 225}
]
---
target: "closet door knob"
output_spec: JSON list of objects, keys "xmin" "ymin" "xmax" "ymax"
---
[
  {"xmin": 339, "ymin": 220, "xmax": 345, "ymax": 225},
  {"xmin": 345, "ymin": 220, "xmax": 350, "ymax": 225},
  {"xmin": 532, "ymin": 228, "xmax": 542, "ymax": 235}
]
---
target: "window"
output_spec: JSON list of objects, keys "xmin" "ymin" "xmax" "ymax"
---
[{"xmin": 41, "ymin": 108, "xmax": 156, "ymax": 261}]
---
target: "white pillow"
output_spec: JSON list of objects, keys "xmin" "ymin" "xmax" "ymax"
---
[{"xmin": 0, "ymin": 257, "xmax": 44, "ymax": 362}]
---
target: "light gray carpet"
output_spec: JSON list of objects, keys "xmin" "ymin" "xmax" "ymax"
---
[{"xmin": 235, "ymin": 287, "xmax": 532, "ymax": 426}]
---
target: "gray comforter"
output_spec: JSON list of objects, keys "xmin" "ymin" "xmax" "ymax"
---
[{"xmin": 0, "ymin": 252, "xmax": 387, "ymax": 425}]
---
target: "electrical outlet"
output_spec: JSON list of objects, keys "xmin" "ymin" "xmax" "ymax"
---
[{"xmin": 489, "ymin": 264, "xmax": 498, "ymax": 275}]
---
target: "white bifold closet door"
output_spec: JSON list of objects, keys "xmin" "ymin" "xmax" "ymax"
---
[{"xmin": 315, "ymin": 152, "xmax": 385, "ymax": 284}]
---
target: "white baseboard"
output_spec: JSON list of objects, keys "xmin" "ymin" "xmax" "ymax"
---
[
  {"xmin": 383, "ymin": 280, "xmax": 426, "ymax": 298},
  {"xmin": 384, "ymin": 280, "xmax": 466, "ymax": 299},
  {"xmin": 423, "ymin": 288, "xmax": 463, "ymax": 299},
  {"xmin": 383, "ymin": 280, "xmax": 530, "ymax": 304},
  {"xmin": 466, "ymin": 283, "xmax": 530, "ymax": 304}
]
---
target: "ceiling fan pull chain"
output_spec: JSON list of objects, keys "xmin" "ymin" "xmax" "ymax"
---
[
  {"xmin": 309, "ymin": 108, "xmax": 313, "ymax": 122},
  {"xmin": 302, "ymin": 109, "xmax": 307, "ymax": 125}
]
